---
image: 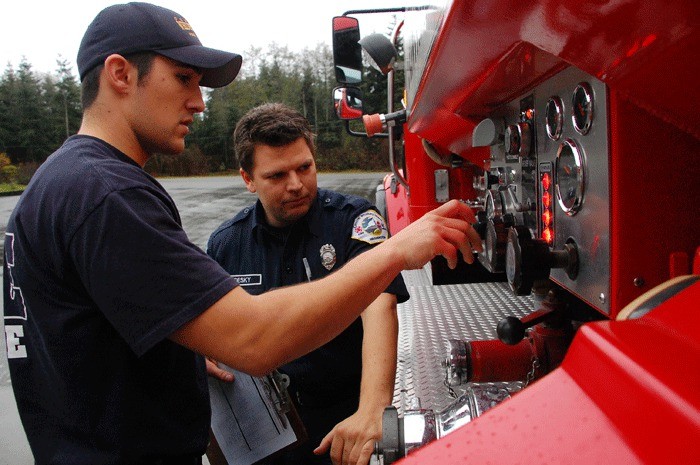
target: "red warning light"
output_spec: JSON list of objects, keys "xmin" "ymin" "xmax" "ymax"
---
[
  {"xmin": 541, "ymin": 173, "xmax": 551, "ymax": 191},
  {"xmin": 543, "ymin": 228, "xmax": 553, "ymax": 244},
  {"xmin": 542, "ymin": 210, "xmax": 552, "ymax": 226},
  {"xmin": 542, "ymin": 192, "xmax": 551, "ymax": 208}
]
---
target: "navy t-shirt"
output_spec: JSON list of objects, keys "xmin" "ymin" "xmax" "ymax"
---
[
  {"xmin": 207, "ymin": 189, "xmax": 409, "ymax": 404},
  {"xmin": 3, "ymin": 136, "xmax": 237, "ymax": 462}
]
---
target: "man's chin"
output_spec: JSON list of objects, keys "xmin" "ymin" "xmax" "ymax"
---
[{"xmin": 283, "ymin": 203, "xmax": 311, "ymax": 221}]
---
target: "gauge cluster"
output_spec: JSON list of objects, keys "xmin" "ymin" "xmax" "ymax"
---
[{"xmin": 480, "ymin": 68, "xmax": 610, "ymax": 313}]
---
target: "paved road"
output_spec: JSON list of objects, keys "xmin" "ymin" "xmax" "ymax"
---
[{"xmin": 0, "ymin": 172, "xmax": 385, "ymax": 463}]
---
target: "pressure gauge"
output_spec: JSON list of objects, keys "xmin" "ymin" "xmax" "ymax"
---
[
  {"xmin": 504, "ymin": 122, "xmax": 531, "ymax": 157},
  {"xmin": 545, "ymin": 96, "xmax": 564, "ymax": 140},
  {"xmin": 571, "ymin": 83, "xmax": 594, "ymax": 135},
  {"xmin": 555, "ymin": 139, "xmax": 585, "ymax": 215}
]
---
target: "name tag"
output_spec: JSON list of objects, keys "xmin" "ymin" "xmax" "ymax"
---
[{"xmin": 231, "ymin": 274, "xmax": 262, "ymax": 286}]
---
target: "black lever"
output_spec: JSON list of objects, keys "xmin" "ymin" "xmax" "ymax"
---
[{"xmin": 497, "ymin": 307, "xmax": 555, "ymax": 345}]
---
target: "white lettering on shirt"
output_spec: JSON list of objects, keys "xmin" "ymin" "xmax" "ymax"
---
[
  {"xmin": 5, "ymin": 325, "xmax": 26, "ymax": 359},
  {"xmin": 231, "ymin": 274, "xmax": 262, "ymax": 286}
]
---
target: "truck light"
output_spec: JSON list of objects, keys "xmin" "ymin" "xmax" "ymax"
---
[
  {"xmin": 543, "ymin": 191, "xmax": 552, "ymax": 208},
  {"xmin": 541, "ymin": 172, "xmax": 551, "ymax": 191},
  {"xmin": 539, "ymin": 164, "xmax": 554, "ymax": 245}
]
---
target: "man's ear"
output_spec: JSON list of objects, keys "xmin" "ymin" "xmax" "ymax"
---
[
  {"xmin": 102, "ymin": 54, "xmax": 136, "ymax": 94},
  {"xmin": 240, "ymin": 168, "xmax": 256, "ymax": 193}
]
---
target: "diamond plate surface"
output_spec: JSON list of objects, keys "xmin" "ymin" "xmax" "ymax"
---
[{"xmin": 394, "ymin": 266, "xmax": 533, "ymax": 414}]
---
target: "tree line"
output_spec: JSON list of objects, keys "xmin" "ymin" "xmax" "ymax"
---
[{"xmin": 0, "ymin": 42, "xmax": 397, "ymax": 183}]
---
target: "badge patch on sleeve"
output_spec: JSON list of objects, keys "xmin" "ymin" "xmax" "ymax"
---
[{"xmin": 351, "ymin": 210, "xmax": 389, "ymax": 244}]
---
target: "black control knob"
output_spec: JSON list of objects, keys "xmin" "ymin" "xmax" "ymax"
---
[
  {"xmin": 474, "ymin": 211, "xmax": 488, "ymax": 239},
  {"xmin": 497, "ymin": 308, "xmax": 553, "ymax": 345},
  {"xmin": 506, "ymin": 226, "xmax": 580, "ymax": 295}
]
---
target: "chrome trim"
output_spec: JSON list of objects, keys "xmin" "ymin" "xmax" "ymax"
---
[
  {"xmin": 545, "ymin": 96, "xmax": 564, "ymax": 140},
  {"xmin": 571, "ymin": 82, "xmax": 594, "ymax": 135},
  {"xmin": 555, "ymin": 139, "xmax": 586, "ymax": 216}
]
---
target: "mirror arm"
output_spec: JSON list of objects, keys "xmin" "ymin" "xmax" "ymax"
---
[
  {"xmin": 387, "ymin": 21, "xmax": 409, "ymax": 194},
  {"xmin": 343, "ymin": 120, "xmax": 389, "ymax": 138},
  {"xmin": 342, "ymin": 8, "xmax": 406, "ymax": 16}
]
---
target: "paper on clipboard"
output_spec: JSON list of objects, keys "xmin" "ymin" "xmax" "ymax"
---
[{"xmin": 207, "ymin": 367, "xmax": 305, "ymax": 465}]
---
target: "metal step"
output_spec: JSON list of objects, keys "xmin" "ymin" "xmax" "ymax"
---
[{"xmin": 394, "ymin": 266, "xmax": 534, "ymax": 413}]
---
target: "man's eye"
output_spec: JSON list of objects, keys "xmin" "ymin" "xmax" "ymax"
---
[{"xmin": 177, "ymin": 74, "xmax": 192, "ymax": 84}]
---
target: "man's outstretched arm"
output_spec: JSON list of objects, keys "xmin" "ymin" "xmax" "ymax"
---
[{"xmin": 171, "ymin": 200, "xmax": 481, "ymax": 376}]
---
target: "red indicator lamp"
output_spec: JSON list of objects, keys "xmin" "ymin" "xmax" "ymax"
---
[
  {"xmin": 542, "ymin": 191, "xmax": 551, "ymax": 209},
  {"xmin": 540, "ymin": 169, "xmax": 554, "ymax": 245},
  {"xmin": 541, "ymin": 173, "xmax": 551, "ymax": 191},
  {"xmin": 542, "ymin": 210, "xmax": 552, "ymax": 226},
  {"xmin": 542, "ymin": 228, "xmax": 553, "ymax": 244}
]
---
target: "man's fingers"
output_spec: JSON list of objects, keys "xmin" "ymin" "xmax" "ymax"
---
[
  {"xmin": 330, "ymin": 436, "xmax": 345, "ymax": 465},
  {"xmin": 431, "ymin": 199, "xmax": 477, "ymax": 223},
  {"xmin": 205, "ymin": 358, "xmax": 234, "ymax": 382},
  {"xmin": 356, "ymin": 440, "xmax": 375, "ymax": 465},
  {"xmin": 467, "ymin": 224, "xmax": 483, "ymax": 253},
  {"xmin": 314, "ymin": 432, "xmax": 333, "ymax": 455}
]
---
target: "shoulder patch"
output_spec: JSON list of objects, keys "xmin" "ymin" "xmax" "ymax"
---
[{"xmin": 351, "ymin": 210, "xmax": 389, "ymax": 244}]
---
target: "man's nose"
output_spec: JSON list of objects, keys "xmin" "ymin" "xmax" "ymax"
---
[
  {"xmin": 287, "ymin": 172, "xmax": 303, "ymax": 191},
  {"xmin": 188, "ymin": 87, "xmax": 206, "ymax": 113}
]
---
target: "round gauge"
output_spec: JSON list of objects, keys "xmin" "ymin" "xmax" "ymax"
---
[
  {"xmin": 555, "ymin": 139, "xmax": 585, "ymax": 215},
  {"xmin": 545, "ymin": 96, "xmax": 564, "ymax": 140},
  {"xmin": 571, "ymin": 82, "xmax": 594, "ymax": 135},
  {"xmin": 504, "ymin": 122, "xmax": 531, "ymax": 156}
]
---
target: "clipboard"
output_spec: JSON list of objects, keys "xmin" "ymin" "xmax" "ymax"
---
[{"xmin": 206, "ymin": 368, "xmax": 307, "ymax": 465}]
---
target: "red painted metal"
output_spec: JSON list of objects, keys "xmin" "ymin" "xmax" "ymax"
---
[
  {"xmin": 399, "ymin": 0, "xmax": 700, "ymax": 315},
  {"xmin": 468, "ymin": 321, "xmax": 573, "ymax": 382},
  {"xmin": 377, "ymin": 0, "xmax": 699, "ymax": 462},
  {"xmin": 383, "ymin": 172, "xmax": 410, "ymax": 236},
  {"xmin": 669, "ymin": 252, "xmax": 690, "ymax": 279},
  {"xmin": 407, "ymin": 0, "xmax": 699, "ymax": 163},
  {"xmin": 403, "ymin": 129, "xmax": 442, "ymax": 223},
  {"xmin": 608, "ymin": 93, "xmax": 700, "ymax": 316}
]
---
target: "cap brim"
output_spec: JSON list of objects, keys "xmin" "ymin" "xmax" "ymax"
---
[{"xmin": 158, "ymin": 45, "xmax": 242, "ymax": 88}]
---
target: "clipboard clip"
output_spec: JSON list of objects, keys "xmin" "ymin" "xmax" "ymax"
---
[{"xmin": 263, "ymin": 370, "xmax": 292, "ymax": 428}]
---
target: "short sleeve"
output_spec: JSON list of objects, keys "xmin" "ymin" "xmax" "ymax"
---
[
  {"xmin": 70, "ymin": 188, "xmax": 237, "ymax": 356},
  {"xmin": 346, "ymin": 208, "xmax": 409, "ymax": 303}
]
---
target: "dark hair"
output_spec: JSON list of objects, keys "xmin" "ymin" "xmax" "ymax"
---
[
  {"xmin": 234, "ymin": 103, "xmax": 316, "ymax": 174},
  {"xmin": 80, "ymin": 52, "xmax": 156, "ymax": 110}
]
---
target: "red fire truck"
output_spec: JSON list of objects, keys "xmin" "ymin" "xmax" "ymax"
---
[{"xmin": 331, "ymin": 1, "xmax": 699, "ymax": 463}]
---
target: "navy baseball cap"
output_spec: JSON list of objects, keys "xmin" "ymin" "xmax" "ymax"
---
[{"xmin": 77, "ymin": 2, "xmax": 242, "ymax": 88}]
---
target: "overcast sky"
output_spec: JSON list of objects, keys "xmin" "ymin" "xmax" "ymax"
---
[{"xmin": 3, "ymin": 0, "xmax": 419, "ymax": 76}]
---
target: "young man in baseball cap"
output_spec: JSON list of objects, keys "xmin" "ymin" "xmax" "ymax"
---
[{"xmin": 3, "ymin": 2, "xmax": 482, "ymax": 463}]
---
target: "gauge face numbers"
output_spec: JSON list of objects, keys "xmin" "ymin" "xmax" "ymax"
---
[
  {"xmin": 572, "ymin": 82, "xmax": 594, "ymax": 135},
  {"xmin": 545, "ymin": 96, "xmax": 564, "ymax": 140},
  {"xmin": 555, "ymin": 139, "xmax": 585, "ymax": 216}
]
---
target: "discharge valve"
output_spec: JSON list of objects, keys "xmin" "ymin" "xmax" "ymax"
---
[{"xmin": 505, "ymin": 226, "xmax": 579, "ymax": 296}]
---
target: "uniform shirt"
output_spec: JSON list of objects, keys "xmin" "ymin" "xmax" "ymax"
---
[
  {"xmin": 207, "ymin": 189, "xmax": 409, "ymax": 405},
  {"xmin": 3, "ymin": 135, "xmax": 237, "ymax": 463}
]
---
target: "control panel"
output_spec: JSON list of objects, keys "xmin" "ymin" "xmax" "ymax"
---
[{"xmin": 474, "ymin": 67, "xmax": 610, "ymax": 314}]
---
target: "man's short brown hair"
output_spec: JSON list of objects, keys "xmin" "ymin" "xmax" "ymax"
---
[{"xmin": 234, "ymin": 103, "xmax": 316, "ymax": 174}]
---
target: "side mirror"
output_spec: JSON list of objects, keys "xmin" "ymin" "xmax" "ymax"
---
[
  {"xmin": 332, "ymin": 16, "xmax": 363, "ymax": 85},
  {"xmin": 333, "ymin": 86, "xmax": 363, "ymax": 120}
]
